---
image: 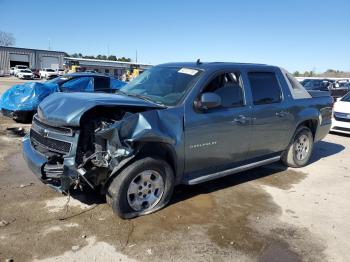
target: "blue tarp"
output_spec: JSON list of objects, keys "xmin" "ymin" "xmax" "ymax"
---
[
  {"xmin": 60, "ymin": 77, "xmax": 94, "ymax": 92},
  {"xmin": 0, "ymin": 82, "xmax": 59, "ymax": 111},
  {"xmin": 0, "ymin": 76, "xmax": 126, "ymax": 112},
  {"xmin": 111, "ymin": 79, "xmax": 126, "ymax": 90}
]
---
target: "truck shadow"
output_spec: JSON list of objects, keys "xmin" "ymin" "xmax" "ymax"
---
[
  {"xmin": 170, "ymin": 140, "xmax": 344, "ymax": 207},
  {"xmin": 70, "ymin": 140, "xmax": 344, "ymax": 206},
  {"xmin": 309, "ymin": 140, "xmax": 345, "ymax": 164}
]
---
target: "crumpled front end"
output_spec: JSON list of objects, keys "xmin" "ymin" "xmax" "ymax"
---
[
  {"xmin": 22, "ymin": 106, "xmax": 183, "ymax": 193},
  {"xmin": 22, "ymin": 115, "xmax": 80, "ymax": 193}
]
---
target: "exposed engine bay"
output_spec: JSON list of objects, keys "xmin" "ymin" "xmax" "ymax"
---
[{"xmin": 74, "ymin": 106, "xmax": 149, "ymax": 191}]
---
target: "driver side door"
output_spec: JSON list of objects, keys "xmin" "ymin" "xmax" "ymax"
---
[{"xmin": 184, "ymin": 70, "xmax": 252, "ymax": 180}]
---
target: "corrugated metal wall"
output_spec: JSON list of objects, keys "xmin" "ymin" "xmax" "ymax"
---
[
  {"xmin": 0, "ymin": 47, "xmax": 65, "ymax": 75},
  {"xmin": 0, "ymin": 49, "xmax": 10, "ymax": 75}
]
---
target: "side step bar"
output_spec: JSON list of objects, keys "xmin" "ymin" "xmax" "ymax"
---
[{"xmin": 186, "ymin": 156, "xmax": 281, "ymax": 185}]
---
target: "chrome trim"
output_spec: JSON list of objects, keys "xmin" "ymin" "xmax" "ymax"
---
[
  {"xmin": 186, "ymin": 156, "xmax": 281, "ymax": 185},
  {"xmin": 33, "ymin": 116, "xmax": 74, "ymax": 136},
  {"xmin": 30, "ymin": 129, "xmax": 72, "ymax": 155}
]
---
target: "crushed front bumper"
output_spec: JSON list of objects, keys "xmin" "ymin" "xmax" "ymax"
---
[{"xmin": 22, "ymin": 135, "xmax": 77, "ymax": 193}]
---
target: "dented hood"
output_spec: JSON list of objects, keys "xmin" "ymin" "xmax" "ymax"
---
[{"xmin": 37, "ymin": 92, "xmax": 163, "ymax": 127}]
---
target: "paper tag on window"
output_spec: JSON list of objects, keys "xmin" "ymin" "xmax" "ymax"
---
[{"xmin": 178, "ymin": 68, "xmax": 198, "ymax": 75}]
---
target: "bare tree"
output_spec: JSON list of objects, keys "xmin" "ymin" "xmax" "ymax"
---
[{"xmin": 0, "ymin": 31, "xmax": 15, "ymax": 46}]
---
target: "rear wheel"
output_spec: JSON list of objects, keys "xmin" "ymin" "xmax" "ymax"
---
[
  {"xmin": 281, "ymin": 126, "xmax": 314, "ymax": 168},
  {"xmin": 107, "ymin": 157, "xmax": 174, "ymax": 219}
]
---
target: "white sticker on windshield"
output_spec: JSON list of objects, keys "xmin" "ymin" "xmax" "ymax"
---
[{"xmin": 178, "ymin": 68, "xmax": 198, "ymax": 76}]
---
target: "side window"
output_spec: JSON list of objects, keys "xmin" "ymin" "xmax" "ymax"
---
[
  {"xmin": 61, "ymin": 77, "xmax": 94, "ymax": 92},
  {"xmin": 202, "ymin": 72, "xmax": 244, "ymax": 108},
  {"xmin": 248, "ymin": 72, "xmax": 282, "ymax": 105},
  {"xmin": 94, "ymin": 77, "xmax": 111, "ymax": 92}
]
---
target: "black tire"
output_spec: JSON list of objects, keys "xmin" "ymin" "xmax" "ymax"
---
[
  {"xmin": 107, "ymin": 157, "xmax": 174, "ymax": 219},
  {"xmin": 281, "ymin": 126, "xmax": 314, "ymax": 168}
]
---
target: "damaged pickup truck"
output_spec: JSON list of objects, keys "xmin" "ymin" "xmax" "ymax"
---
[{"xmin": 23, "ymin": 62, "xmax": 333, "ymax": 218}]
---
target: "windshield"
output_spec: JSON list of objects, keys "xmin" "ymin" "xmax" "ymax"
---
[
  {"xmin": 119, "ymin": 66, "xmax": 202, "ymax": 106},
  {"xmin": 341, "ymin": 92, "xmax": 350, "ymax": 102},
  {"xmin": 21, "ymin": 69, "xmax": 32, "ymax": 73},
  {"xmin": 17, "ymin": 66, "xmax": 27, "ymax": 69},
  {"xmin": 46, "ymin": 69, "xmax": 55, "ymax": 72}
]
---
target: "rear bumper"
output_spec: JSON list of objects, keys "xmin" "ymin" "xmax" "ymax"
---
[
  {"xmin": 331, "ymin": 118, "xmax": 350, "ymax": 134},
  {"xmin": 315, "ymin": 122, "xmax": 331, "ymax": 142},
  {"xmin": 22, "ymin": 135, "xmax": 77, "ymax": 192}
]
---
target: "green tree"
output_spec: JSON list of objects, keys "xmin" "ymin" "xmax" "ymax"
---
[
  {"xmin": 108, "ymin": 55, "xmax": 117, "ymax": 61},
  {"xmin": 293, "ymin": 71, "xmax": 300, "ymax": 77},
  {"xmin": 117, "ymin": 57, "xmax": 131, "ymax": 62}
]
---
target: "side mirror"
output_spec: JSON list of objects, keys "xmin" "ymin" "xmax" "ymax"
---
[{"xmin": 194, "ymin": 92, "xmax": 222, "ymax": 110}]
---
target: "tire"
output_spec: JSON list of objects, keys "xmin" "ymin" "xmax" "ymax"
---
[
  {"xmin": 107, "ymin": 157, "xmax": 174, "ymax": 219},
  {"xmin": 281, "ymin": 126, "xmax": 314, "ymax": 168}
]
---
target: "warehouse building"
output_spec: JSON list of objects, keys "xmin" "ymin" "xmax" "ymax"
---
[
  {"xmin": 64, "ymin": 57, "xmax": 152, "ymax": 78},
  {"xmin": 0, "ymin": 46, "xmax": 66, "ymax": 75}
]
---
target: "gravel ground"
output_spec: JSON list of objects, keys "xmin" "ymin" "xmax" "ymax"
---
[{"xmin": 0, "ymin": 78, "xmax": 349, "ymax": 262}]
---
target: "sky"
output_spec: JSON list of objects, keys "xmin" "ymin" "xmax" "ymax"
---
[{"xmin": 0, "ymin": 0, "xmax": 349, "ymax": 72}]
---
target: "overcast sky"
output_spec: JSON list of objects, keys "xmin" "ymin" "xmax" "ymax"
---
[{"xmin": 1, "ymin": 0, "xmax": 349, "ymax": 72}]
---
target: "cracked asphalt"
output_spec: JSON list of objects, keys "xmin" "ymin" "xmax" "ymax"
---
[{"xmin": 0, "ymin": 77, "xmax": 349, "ymax": 261}]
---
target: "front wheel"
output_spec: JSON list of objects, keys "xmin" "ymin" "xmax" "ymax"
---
[
  {"xmin": 281, "ymin": 126, "xmax": 314, "ymax": 168},
  {"xmin": 107, "ymin": 157, "xmax": 174, "ymax": 219}
]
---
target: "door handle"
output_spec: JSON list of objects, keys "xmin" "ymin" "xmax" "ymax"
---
[
  {"xmin": 276, "ymin": 111, "xmax": 287, "ymax": 117},
  {"xmin": 233, "ymin": 115, "xmax": 247, "ymax": 124}
]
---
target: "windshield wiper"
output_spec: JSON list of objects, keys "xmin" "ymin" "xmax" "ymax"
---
[{"xmin": 116, "ymin": 91, "xmax": 166, "ymax": 107}]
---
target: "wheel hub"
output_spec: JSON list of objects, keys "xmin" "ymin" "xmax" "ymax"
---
[
  {"xmin": 295, "ymin": 134, "xmax": 310, "ymax": 161},
  {"xmin": 127, "ymin": 170, "xmax": 164, "ymax": 211}
]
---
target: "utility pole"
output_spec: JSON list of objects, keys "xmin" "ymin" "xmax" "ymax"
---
[
  {"xmin": 48, "ymin": 38, "xmax": 51, "ymax": 50},
  {"xmin": 135, "ymin": 50, "xmax": 138, "ymax": 63},
  {"xmin": 107, "ymin": 44, "xmax": 110, "ymax": 57}
]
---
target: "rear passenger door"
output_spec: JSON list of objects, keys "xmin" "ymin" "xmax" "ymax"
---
[{"xmin": 246, "ymin": 71, "xmax": 291, "ymax": 159}]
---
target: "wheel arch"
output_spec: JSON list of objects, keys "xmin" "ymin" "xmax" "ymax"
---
[{"xmin": 101, "ymin": 141, "xmax": 178, "ymax": 194}]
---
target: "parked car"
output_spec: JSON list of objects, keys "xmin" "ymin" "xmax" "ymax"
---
[
  {"xmin": 0, "ymin": 73, "xmax": 126, "ymax": 122},
  {"xmin": 10, "ymin": 67, "xmax": 15, "ymax": 75},
  {"xmin": 331, "ymin": 92, "xmax": 350, "ymax": 134},
  {"xmin": 22, "ymin": 62, "xmax": 333, "ymax": 219},
  {"xmin": 16, "ymin": 69, "xmax": 34, "ymax": 80},
  {"xmin": 39, "ymin": 68, "xmax": 59, "ymax": 79},
  {"xmin": 302, "ymin": 79, "xmax": 333, "ymax": 91},
  {"xmin": 14, "ymin": 65, "xmax": 29, "ymax": 76},
  {"xmin": 329, "ymin": 81, "xmax": 350, "ymax": 98},
  {"xmin": 56, "ymin": 68, "xmax": 65, "ymax": 76}
]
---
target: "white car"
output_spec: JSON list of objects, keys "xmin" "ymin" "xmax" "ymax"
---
[
  {"xmin": 14, "ymin": 65, "xmax": 29, "ymax": 76},
  {"xmin": 10, "ymin": 67, "xmax": 15, "ymax": 75},
  {"xmin": 39, "ymin": 68, "xmax": 59, "ymax": 79},
  {"xmin": 331, "ymin": 93, "xmax": 350, "ymax": 135},
  {"xmin": 17, "ymin": 69, "xmax": 34, "ymax": 80},
  {"xmin": 56, "ymin": 68, "xmax": 65, "ymax": 76}
]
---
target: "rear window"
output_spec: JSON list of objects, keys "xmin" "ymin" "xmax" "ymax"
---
[
  {"xmin": 286, "ymin": 73, "xmax": 303, "ymax": 90},
  {"xmin": 248, "ymin": 72, "xmax": 282, "ymax": 105}
]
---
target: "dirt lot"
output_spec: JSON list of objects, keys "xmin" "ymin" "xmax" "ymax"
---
[{"xmin": 0, "ymin": 78, "xmax": 349, "ymax": 262}]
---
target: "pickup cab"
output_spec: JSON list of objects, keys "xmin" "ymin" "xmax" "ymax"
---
[{"xmin": 22, "ymin": 62, "xmax": 333, "ymax": 218}]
